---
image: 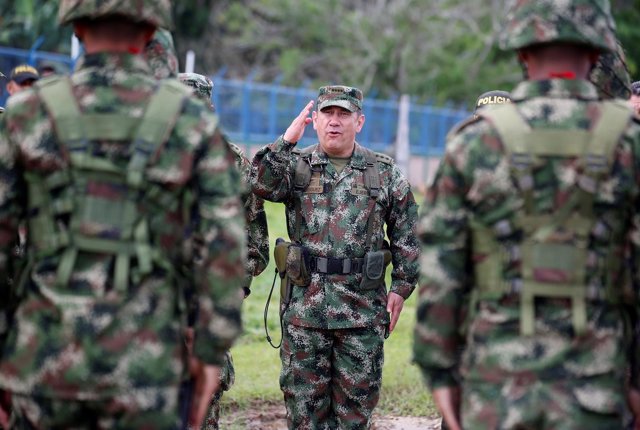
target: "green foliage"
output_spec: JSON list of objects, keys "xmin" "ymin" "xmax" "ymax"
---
[{"xmin": 0, "ymin": 0, "xmax": 71, "ymax": 51}]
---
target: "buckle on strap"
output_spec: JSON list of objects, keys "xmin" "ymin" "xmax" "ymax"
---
[{"xmin": 310, "ymin": 256, "xmax": 363, "ymax": 275}]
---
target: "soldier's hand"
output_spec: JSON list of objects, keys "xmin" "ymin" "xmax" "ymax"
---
[
  {"xmin": 283, "ymin": 100, "xmax": 314, "ymax": 144},
  {"xmin": 433, "ymin": 385, "xmax": 462, "ymax": 430},
  {"xmin": 627, "ymin": 387, "xmax": 640, "ymax": 430},
  {"xmin": 187, "ymin": 361, "xmax": 221, "ymax": 430},
  {"xmin": 386, "ymin": 292, "xmax": 405, "ymax": 333}
]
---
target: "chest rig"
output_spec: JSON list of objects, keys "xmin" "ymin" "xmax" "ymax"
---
[
  {"xmin": 291, "ymin": 144, "xmax": 386, "ymax": 273},
  {"xmin": 475, "ymin": 101, "xmax": 632, "ymax": 335},
  {"xmin": 28, "ymin": 77, "xmax": 193, "ymax": 293}
]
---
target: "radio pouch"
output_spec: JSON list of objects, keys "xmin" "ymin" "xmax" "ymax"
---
[
  {"xmin": 360, "ymin": 249, "xmax": 392, "ymax": 290},
  {"xmin": 286, "ymin": 243, "xmax": 311, "ymax": 287}
]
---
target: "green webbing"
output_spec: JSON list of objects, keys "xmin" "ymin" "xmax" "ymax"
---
[
  {"xmin": 37, "ymin": 78, "xmax": 84, "ymax": 143},
  {"xmin": 293, "ymin": 145, "xmax": 317, "ymax": 243},
  {"xmin": 588, "ymin": 101, "xmax": 633, "ymax": 165},
  {"xmin": 480, "ymin": 103, "xmax": 530, "ymax": 154},
  {"xmin": 470, "ymin": 222, "xmax": 511, "ymax": 296},
  {"xmin": 55, "ymin": 248, "xmax": 77, "ymax": 288},
  {"xmin": 53, "ymin": 115, "xmax": 140, "ymax": 142},
  {"xmin": 127, "ymin": 80, "xmax": 192, "ymax": 187},
  {"xmin": 362, "ymin": 148, "xmax": 382, "ymax": 250},
  {"xmin": 520, "ymin": 282, "xmax": 587, "ymax": 335}
]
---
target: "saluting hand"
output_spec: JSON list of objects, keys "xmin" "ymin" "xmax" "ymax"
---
[{"xmin": 283, "ymin": 100, "xmax": 314, "ymax": 144}]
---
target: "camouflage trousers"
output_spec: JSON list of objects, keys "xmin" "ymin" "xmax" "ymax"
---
[
  {"xmin": 462, "ymin": 374, "xmax": 626, "ymax": 430},
  {"xmin": 201, "ymin": 351, "xmax": 235, "ymax": 430},
  {"xmin": 9, "ymin": 387, "xmax": 179, "ymax": 430},
  {"xmin": 280, "ymin": 323, "xmax": 385, "ymax": 430}
]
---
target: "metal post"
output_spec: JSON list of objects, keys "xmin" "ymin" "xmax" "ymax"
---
[
  {"xmin": 185, "ymin": 50, "xmax": 196, "ymax": 73},
  {"xmin": 395, "ymin": 94, "xmax": 410, "ymax": 176}
]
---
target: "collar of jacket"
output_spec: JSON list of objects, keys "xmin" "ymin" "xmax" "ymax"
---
[
  {"xmin": 511, "ymin": 78, "xmax": 599, "ymax": 102},
  {"xmin": 74, "ymin": 52, "xmax": 153, "ymax": 76},
  {"xmin": 308, "ymin": 142, "xmax": 369, "ymax": 170}
]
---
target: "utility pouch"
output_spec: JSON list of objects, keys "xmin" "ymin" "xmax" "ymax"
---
[
  {"xmin": 286, "ymin": 243, "xmax": 311, "ymax": 287},
  {"xmin": 359, "ymin": 249, "xmax": 391, "ymax": 290}
]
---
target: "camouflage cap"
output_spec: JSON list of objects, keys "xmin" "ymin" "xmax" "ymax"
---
[
  {"xmin": 474, "ymin": 90, "xmax": 511, "ymax": 113},
  {"xmin": 145, "ymin": 28, "xmax": 178, "ymax": 80},
  {"xmin": 499, "ymin": 0, "xmax": 617, "ymax": 53},
  {"xmin": 317, "ymin": 85, "xmax": 363, "ymax": 112},
  {"xmin": 590, "ymin": 40, "xmax": 632, "ymax": 99},
  {"xmin": 179, "ymin": 73, "xmax": 214, "ymax": 107},
  {"xmin": 58, "ymin": 0, "xmax": 173, "ymax": 30},
  {"xmin": 633, "ymin": 81, "xmax": 640, "ymax": 96}
]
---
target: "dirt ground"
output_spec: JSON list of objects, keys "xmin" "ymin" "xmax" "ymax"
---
[{"xmin": 222, "ymin": 402, "xmax": 442, "ymax": 429}]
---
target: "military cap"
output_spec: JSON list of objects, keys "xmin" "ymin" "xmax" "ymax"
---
[
  {"xmin": 590, "ymin": 40, "xmax": 632, "ymax": 99},
  {"xmin": 631, "ymin": 81, "xmax": 640, "ymax": 96},
  {"xmin": 179, "ymin": 73, "xmax": 214, "ymax": 106},
  {"xmin": 474, "ymin": 90, "xmax": 511, "ymax": 113},
  {"xmin": 499, "ymin": 0, "xmax": 617, "ymax": 53},
  {"xmin": 9, "ymin": 65, "xmax": 39, "ymax": 85},
  {"xmin": 58, "ymin": 0, "xmax": 173, "ymax": 30},
  {"xmin": 145, "ymin": 28, "xmax": 179, "ymax": 80},
  {"xmin": 317, "ymin": 85, "xmax": 363, "ymax": 112}
]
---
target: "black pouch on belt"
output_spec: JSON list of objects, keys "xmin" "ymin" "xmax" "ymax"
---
[{"xmin": 359, "ymin": 249, "xmax": 391, "ymax": 290}]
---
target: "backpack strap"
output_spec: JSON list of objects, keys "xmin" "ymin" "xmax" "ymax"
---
[
  {"xmin": 292, "ymin": 144, "xmax": 318, "ymax": 242},
  {"xmin": 361, "ymin": 147, "xmax": 383, "ymax": 250}
]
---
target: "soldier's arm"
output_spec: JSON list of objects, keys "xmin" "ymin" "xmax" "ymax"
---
[
  {"xmin": 250, "ymin": 136, "xmax": 297, "ymax": 202},
  {"xmin": 413, "ymin": 132, "xmax": 472, "ymax": 391},
  {"xmin": 385, "ymin": 166, "xmax": 420, "ymax": 299},
  {"xmin": 191, "ymin": 119, "xmax": 246, "ymax": 366},
  {"xmin": 245, "ymin": 192, "xmax": 269, "ymax": 279}
]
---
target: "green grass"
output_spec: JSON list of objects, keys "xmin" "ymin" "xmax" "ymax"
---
[{"xmin": 221, "ymin": 200, "xmax": 436, "ymax": 421}]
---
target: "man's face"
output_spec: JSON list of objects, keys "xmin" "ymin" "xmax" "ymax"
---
[
  {"xmin": 630, "ymin": 94, "xmax": 640, "ymax": 116},
  {"xmin": 312, "ymin": 106, "xmax": 365, "ymax": 157}
]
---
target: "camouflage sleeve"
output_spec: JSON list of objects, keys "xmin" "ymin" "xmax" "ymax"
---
[
  {"xmin": 385, "ymin": 165, "xmax": 420, "ymax": 299},
  {"xmin": 0, "ymin": 96, "xmax": 30, "ymax": 340},
  {"xmin": 627, "ymin": 119, "xmax": 640, "ymax": 390},
  {"xmin": 413, "ymin": 132, "xmax": 473, "ymax": 390},
  {"xmin": 191, "ymin": 118, "xmax": 246, "ymax": 366},
  {"xmin": 245, "ymin": 192, "xmax": 269, "ymax": 279},
  {"xmin": 250, "ymin": 136, "xmax": 296, "ymax": 202}
]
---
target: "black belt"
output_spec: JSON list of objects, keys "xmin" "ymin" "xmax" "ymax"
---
[{"xmin": 308, "ymin": 255, "xmax": 364, "ymax": 275}]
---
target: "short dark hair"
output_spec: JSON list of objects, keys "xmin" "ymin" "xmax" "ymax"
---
[{"xmin": 632, "ymin": 81, "xmax": 640, "ymax": 96}]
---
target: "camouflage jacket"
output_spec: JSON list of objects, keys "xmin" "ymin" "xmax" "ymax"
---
[
  {"xmin": 229, "ymin": 143, "xmax": 269, "ymax": 283},
  {"xmin": 414, "ymin": 79, "xmax": 640, "ymax": 394},
  {"xmin": 252, "ymin": 138, "xmax": 419, "ymax": 329},
  {"xmin": 0, "ymin": 53, "xmax": 245, "ymax": 399}
]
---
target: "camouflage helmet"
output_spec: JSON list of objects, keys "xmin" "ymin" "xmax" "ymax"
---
[
  {"xmin": 145, "ymin": 28, "xmax": 178, "ymax": 79},
  {"xmin": 58, "ymin": 0, "xmax": 173, "ymax": 30},
  {"xmin": 590, "ymin": 39, "xmax": 632, "ymax": 99},
  {"xmin": 179, "ymin": 73, "xmax": 214, "ymax": 109},
  {"xmin": 499, "ymin": 0, "xmax": 617, "ymax": 53}
]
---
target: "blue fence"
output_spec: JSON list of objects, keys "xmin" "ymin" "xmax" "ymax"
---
[{"xmin": 0, "ymin": 45, "xmax": 468, "ymax": 157}]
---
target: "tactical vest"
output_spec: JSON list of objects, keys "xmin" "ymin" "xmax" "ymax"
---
[
  {"xmin": 27, "ymin": 77, "xmax": 194, "ymax": 293},
  {"xmin": 292, "ymin": 144, "xmax": 388, "ymax": 251},
  {"xmin": 475, "ymin": 101, "xmax": 632, "ymax": 336}
]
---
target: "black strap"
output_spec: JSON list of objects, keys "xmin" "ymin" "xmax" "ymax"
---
[
  {"xmin": 307, "ymin": 255, "xmax": 364, "ymax": 275},
  {"xmin": 264, "ymin": 268, "xmax": 284, "ymax": 349}
]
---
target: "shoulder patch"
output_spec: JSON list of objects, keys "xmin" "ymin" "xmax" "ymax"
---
[
  {"xmin": 446, "ymin": 115, "xmax": 480, "ymax": 140},
  {"xmin": 375, "ymin": 152, "xmax": 394, "ymax": 165}
]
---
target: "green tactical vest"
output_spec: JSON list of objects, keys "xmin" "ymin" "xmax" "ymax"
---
[
  {"xmin": 292, "ymin": 144, "xmax": 390, "ymax": 250},
  {"xmin": 475, "ymin": 101, "xmax": 633, "ymax": 336},
  {"xmin": 27, "ymin": 76, "xmax": 194, "ymax": 293}
]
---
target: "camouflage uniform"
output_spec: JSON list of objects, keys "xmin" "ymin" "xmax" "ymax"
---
[
  {"xmin": 145, "ymin": 28, "xmax": 179, "ymax": 80},
  {"xmin": 252, "ymin": 86, "xmax": 420, "ymax": 430},
  {"xmin": 179, "ymin": 72, "xmax": 270, "ymax": 430},
  {"xmin": 590, "ymin": 40, "xmax": 632, "ymax": 100},
  {"xmin": 414, "ymin": 1, "xmax": 640, "ymax": 429},
  {"xmin": 0, "ymin": 2, "xmax": 245, "ymax": 429}
]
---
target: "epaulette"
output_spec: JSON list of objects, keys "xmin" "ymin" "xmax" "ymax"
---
[
  {"xmin": 374, "ymin": 152, "xmax": 394, "ymax": 165},
  {"xmin": 446, "ymin": 115, "xmax": 480, "ymax": 140},
  {"xmin": 228, "ymin": 142, "xmax": 244, "ymax": 158},
  {"xmin": 291, "ymin": 144, "xmax": 317, "ymax": 157}
]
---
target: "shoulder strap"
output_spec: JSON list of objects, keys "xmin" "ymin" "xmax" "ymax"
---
[
  {"xmin": 361, "ymin": 147, "xmax": 381, "ymax": 199},
  {"xmin": 585, "ymin": 100, "xmax": 633, "ymax": 173},
  {"xmin": 127, "ymin": 80, "xmax": 192, "ymax": 186},
  {"xmin": 293, "ymin": 144, "xmax": 318, "ymax": 191}
]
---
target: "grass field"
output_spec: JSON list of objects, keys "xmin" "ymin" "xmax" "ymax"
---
[{"xmin": 220, "ymin": 200, "xmax": 437, "ymax": 425}]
